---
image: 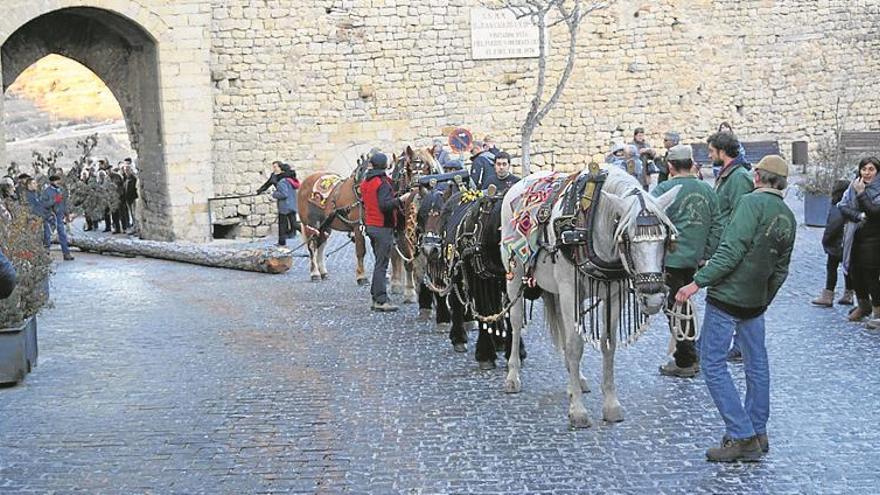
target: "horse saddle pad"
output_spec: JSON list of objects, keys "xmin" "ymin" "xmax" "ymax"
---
[
  {"xmin": 309, "ymin": 174, "xmax": 343, "ymax": 207},
  {"xmin": 503, "ymin": 172, "xmax": 572, "ymax": 264}
]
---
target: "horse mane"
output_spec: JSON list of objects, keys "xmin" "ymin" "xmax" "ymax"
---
[
  {"xmin": 598, "ymin": 166, "xmax": 675, "ymax": 241},
  {"xmin": 414, "ymin": 147, "xmax": 442, "ymax": 174}
]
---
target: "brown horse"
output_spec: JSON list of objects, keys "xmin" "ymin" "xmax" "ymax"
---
[
  {"xmin": 389, "ymin": 147, "xmax": 442, "ymax": 302},
  {"xmin": 297, "ymin": 154, "xmax": 371, "ymax": 283}
]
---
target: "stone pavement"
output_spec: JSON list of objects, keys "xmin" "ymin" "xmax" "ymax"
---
[{"xmin": 2, "ymin": 192, "xmax": 879, "ymax": 494}]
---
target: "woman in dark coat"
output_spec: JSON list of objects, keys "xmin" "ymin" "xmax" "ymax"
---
[
  {"xmin": 838, "ymin": 157, "xmax": 880, "ymax": 323},
  {"xmin": 811, "ymin": 180, "xmax": 854, "ymax": 306}
]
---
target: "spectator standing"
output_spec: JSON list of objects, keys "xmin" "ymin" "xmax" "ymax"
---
[
  {"xmin": 811, "ymin": 180, "xmax": 854, "ymax": 307},
  {"xmin": 676, "ymin": 155, "xmax": 796, "ymax": 462},
  {"xmin": 42, "ymin": 175, "xmax": 74, "ymax": 261},
  {"xmin": 838, "ymin": 157, "xmax": 880, "ymax": 324}
]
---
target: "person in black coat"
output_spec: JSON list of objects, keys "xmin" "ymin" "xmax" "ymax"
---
[
  {"xmin": 811, "ymin": 180, "xmax": 853, "ymax": 307},
  {"xmin": 838, "ymin": 157, "xmax": 880, "ymax": 322},
  {"xmin": 0, "ymin": 250, "xmax": 15, "ymax": 299}
]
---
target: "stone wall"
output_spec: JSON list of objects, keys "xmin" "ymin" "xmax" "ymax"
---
[
  {"xmin": 4, "ymin": 1, "xmax": 879, "ymax": 240},
  {"xmin": 209, "ymin": 0, "xmax": 880, "ymax": 236}
]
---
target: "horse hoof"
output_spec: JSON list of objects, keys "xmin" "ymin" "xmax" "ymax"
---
[
  {"xmin": 504, "ymin": 377, "xmax": 521, "ymax": 394},
  {"xmin": 579, "ymin": 376, "xmax": 591, "ymax": 393},
  {"xmin": 464, "ymin": 321, "xmax": 478, "ymax": 332},
  {"xmin": 453, "ymin": 343, "xmax": 467, "ymax": 353},
  {"xmin": 321, "ymin": 273, "xmax": 329, "ymax": 280},
  {"xmin": 569, "ymin": 412, "xmax": 593, "ymax": 429},
  {"xmin": 356, "ymin": 278, "xmax": 368, "ymax": 286},
  {"xmin": 310, "ymin": 275, "xmax": 321, "ymax": 282},
  {"xmin": 403, "ymin": 296, "xmax": 416, "ymax": 304},
  {"xmin": 478, "ymin": 360, "xmax": 496, "ymax": 370},
  {"xmin": 603, "ymin": 405, "xmax": 624, "ymax": 423},
  {"xmin": 435, "ymin": 322, "xmax": 451, "ymax": 334},
  {"xmin": 390, "ymin": 286, "xmax": 403, "ymax": 295}
]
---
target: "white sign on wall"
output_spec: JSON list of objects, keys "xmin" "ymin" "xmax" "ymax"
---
[{"xmin": 470, "ymin": 7, "xmax": 546, "ymax": 60}]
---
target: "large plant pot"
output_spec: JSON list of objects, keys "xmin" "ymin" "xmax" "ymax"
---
[
  {"xmin": 0, "ymin": 317, "xmax": 38, "ymax": 385},
  {"xmin": 804, "ymin": 193, "xmax": 831, "ymax": 227}
]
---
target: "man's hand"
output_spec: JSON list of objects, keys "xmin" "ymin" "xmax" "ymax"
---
[{"xmin": 675, "ymin": 282, "xmax": 700, "ymax": 304}]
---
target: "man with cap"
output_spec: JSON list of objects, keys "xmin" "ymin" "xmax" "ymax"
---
[
  {"xmin": 360, "ymin": 152, "xmax": 414, "ymax": 312},
  {"xmin": 654, "ymin": 131, "xmax": 681, "ymax": 185},
  {"xmin": 469, "ymin": 141, "xmax": 497, "ymax": 190},
  {"xmin": 676, "ymin": 155, "xmax": 796, "ymax": 462},
  {"xmin": 652, "ymin": 144, "xmax": 721, "ymax": 378}
]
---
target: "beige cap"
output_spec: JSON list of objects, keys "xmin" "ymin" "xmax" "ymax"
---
[{"xmin": 754, "ymin": 155, "xmax": 789, "ymax": 177}]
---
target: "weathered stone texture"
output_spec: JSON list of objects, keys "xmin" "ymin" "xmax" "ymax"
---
[
  {"xmin": 3, "ymin": 1, "xmax": 880, "ymax": 240},
  {"xmin": 209, "ymin": 0, "xmax": 880, "ymax": 231}
]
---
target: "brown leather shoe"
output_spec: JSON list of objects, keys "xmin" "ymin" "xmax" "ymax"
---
[
  {"xmin": 724, "ymin": 433, "xmax": 769, "ymax": 453},
  {"xmin": 707, "ymin": 436, "xmax": 762, "ymax": 462}
]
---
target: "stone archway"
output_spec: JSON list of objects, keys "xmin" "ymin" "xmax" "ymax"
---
[{"xmin": 0, "ymin": 3, "xmax": 213, "ymax": 242}]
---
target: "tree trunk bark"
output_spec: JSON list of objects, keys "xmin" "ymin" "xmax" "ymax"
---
[{"xmin": 67, "ymin": 235, "xmax": 292, "ymax": 274}]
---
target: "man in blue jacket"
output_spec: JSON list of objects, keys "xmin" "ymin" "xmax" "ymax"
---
[{"xmin": 42, "ymin": 175, "xmax": 74, "ymax": 261}]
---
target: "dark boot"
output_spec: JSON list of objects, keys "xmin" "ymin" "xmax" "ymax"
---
[{"xmin": 706, "ymin": 436, "xmax": 762, "ymax": 462}]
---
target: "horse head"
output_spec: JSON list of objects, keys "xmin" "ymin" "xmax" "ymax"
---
[
  {"xmin": 417, "ymin": 187, "xmax": 453, "ymax": 260},
  {"xmin": 601, "ymin": 185, "xmax": 680, "ymax": 314}
]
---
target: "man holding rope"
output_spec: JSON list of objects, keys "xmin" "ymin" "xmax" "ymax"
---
[
  {"xmin": 652, "ymin": 144, "xmax": 721, "ymax": 378},
  {"xmin": 676, "ymin": 155, "xmax": 795, "ymax": 462}
]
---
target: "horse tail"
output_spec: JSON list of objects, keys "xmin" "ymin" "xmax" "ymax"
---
[{"xmin": 542, "ymin": 292, "xmax": 566, "ymax": 354}]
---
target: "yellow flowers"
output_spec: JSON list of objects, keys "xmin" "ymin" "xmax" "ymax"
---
[{"xmin": 460, "ymin": 189, "xmax": 484, "ymax": 204}]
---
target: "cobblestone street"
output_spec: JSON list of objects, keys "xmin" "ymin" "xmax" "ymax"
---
[{"xmin": 2, "ymin": 194, "xmax": 879, "ymax": 494}]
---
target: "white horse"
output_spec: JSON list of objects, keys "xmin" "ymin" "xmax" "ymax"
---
[{"xmin": 501, "ymin": 165, "xmax": 679, "ymax": 428}]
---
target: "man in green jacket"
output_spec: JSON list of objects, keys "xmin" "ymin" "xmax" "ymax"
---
[
  {"xmin": 709, "ymin": 131, "xmax": 753, "ymax": 226},
  {"xmin": 708, "ymin": 131, "xmax": 753, "ymax": 361},
  {"xmin": 676, "ymin": 155, "xmax": 796, "ymax": 463},
  {"xmin": 652, "ymin": 144, "xmax": 721, "ymax": 378}
]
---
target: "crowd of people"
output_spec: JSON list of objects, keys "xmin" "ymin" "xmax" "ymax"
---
[{"xmin": 0, "ymin": 157, "xmax": 141, "ymax": 262}]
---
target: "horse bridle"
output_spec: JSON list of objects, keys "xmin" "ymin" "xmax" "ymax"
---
[{"xmin": 615, "ymin": 188, "xmax": 675, "ymax": 292}]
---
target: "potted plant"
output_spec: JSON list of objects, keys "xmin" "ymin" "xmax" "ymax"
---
[
  {"xmin": 0, "ymin": 200, "xmax": 52, "ymax": 385},
  {"xmin": 798, "ymin": 128, "xmax": 852, "ymax": 227}
]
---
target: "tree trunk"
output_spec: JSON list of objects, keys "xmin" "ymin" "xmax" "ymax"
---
[
  {"xmin": 520, "ymin": 130, "xmax": 534, "ymax": 176},
  {"xmin": 67, "ymin": 235, "xmax": 292, "ymax": 274}
]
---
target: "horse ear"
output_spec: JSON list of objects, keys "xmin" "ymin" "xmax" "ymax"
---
[
  {"xmin": 600, "ymin": 190, "xmax": 627, "ymax": 214},
  {"xmin": 654, "ymin": 185, "xmax": 681, "ymax": 212},
  {"xmin": 406, "ymin": 145, "xmax": 414, "ymax": 158}
]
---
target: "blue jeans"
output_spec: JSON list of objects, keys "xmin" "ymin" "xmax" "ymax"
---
[
  {"xmin": 44, "ymin": 212, "xmax": 71, "ymax": 256},
  {"xmin": 700, "ymin": 302, "xmax": 769, "ymax": 440}
]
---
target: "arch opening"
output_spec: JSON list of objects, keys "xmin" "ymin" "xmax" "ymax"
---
[{"xmin": 2, "ymin": 7, "xmax": 171, "ymax": 240}]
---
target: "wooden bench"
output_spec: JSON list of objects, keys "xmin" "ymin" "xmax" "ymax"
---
[
  {"xmin": 690, "ymin": 140, "xmax": 780, "ymax": 166},
  {"xmin": 840, "ymin": 131, "xmax": 880, "ymax": 161}
]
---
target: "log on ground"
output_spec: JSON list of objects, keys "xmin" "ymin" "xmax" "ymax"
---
[{"xmin": 67, "ymin": 235, "xmax": 292, "ymax": 274}]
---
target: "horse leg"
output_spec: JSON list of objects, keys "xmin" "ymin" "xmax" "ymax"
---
[
  {"xmin": 435, "ymin": 291, "xmax": 451, "ymax": 329},
  {"xmin": 403, "ymin": 264, "xmax": 417, "ymax": 304},
  {"xmin": 307, "ymin": 238, "xmax": 321, "ymax": 282},
  {"xmin": 448, "ymin": 293, "xmax": 468, "ymax": 352},
  {"xmin": 601, "ymin": 286, "xmax": 624, "ymax": 423},
  {"xmin": 389, "ymin": 251, "xmax": 403, "ymax": 295},
  {"xmin": 556, "ymin": 289, "xmax": 591, "ymax": 429},
  {"xmin": 504, "ymin": 282, "xmax": 525, "ymax": 393},
  {"xmin": 475, "ymin": 320, "xmax": 497, "ymax": 370},
  {"xmin": 317, "ymin": 240, "xmax": 329, "ymax": 279},
  {"xmin": 503, "ymin": 316, "xmax": 527, "ymax": 363},
  {"xmin": 354, "ymin": 231, "xmax": 368, "ymax": 286},
  {"xmin": 417, "ymin": 283, "xmax": 433, "ymax": 322}
]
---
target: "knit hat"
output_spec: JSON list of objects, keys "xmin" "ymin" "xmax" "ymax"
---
[
  {"xmin": 667, "ymin": 144, "xmax": 693, "ymax": 161},
  {"xmin": 754, "ymin": 155, "xmax": 789, "ymax": 177},
  {"xmin": 370, "ymin": 153, "xmax": 388, "ymax": 169}
]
